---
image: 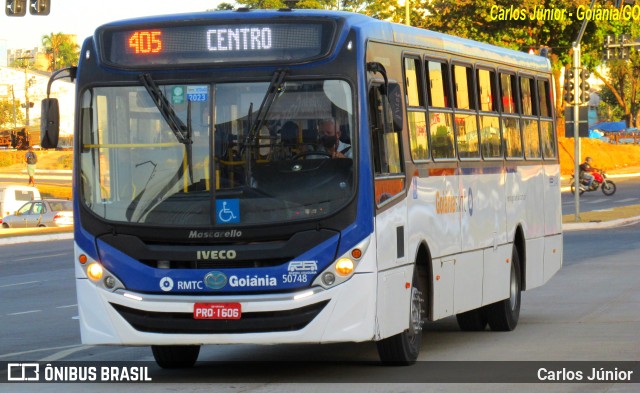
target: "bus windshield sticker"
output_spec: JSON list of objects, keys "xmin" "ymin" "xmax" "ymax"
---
[
  {"xmin": 187, "ymin": 86, "xmax": 208, "ymax": 102},
  {"xmin": 216, "ymin": 199, "xmax": 240, "ymax": 224}
]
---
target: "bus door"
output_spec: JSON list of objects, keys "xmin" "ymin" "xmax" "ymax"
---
[{"xmin": 368, "ymin": 83, "xmax": 406, "ymax": 270}]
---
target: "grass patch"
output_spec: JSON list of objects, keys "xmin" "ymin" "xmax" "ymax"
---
[
  {"xmin": 0, "ymin": 151, "xmax": 25, "ymax": 167},
  {"xmin": 38, "ymin": 184, "xmax": 72, "ymax": 200},
  {"xmin": 562, "ymin": 204, "xmax": 640, "ymax": 223}
]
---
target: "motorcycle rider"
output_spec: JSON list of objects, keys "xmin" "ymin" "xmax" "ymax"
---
[{"xmin": 579, "ymin": 157, "xmax": 599, "ymax": 190}]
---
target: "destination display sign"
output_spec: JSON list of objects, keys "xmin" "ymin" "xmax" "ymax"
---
[{"xmin": 97, "ymin": 21, "xmax": 336, "ymax": 68}]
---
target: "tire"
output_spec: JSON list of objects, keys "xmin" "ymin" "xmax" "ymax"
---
[
  {"xmin": 2, "ymin": 223, "xmax": 9, "ymax": 228},
  {"xmin": 151, "ymin": 345, "xmax": 200, "ymax": 369},
  {"xmin": 569, "ymin": 183, "xmax": 584, "ymax": 196},
  {"xmin": 456, "ymin": 308, "xmax": 487, "ymax": 331},
  {"xmin": 485, "ymin": 246, "xmax": 521, "ymax": 332},
  {"xmin": 601, "ymin": 180, "xmax": 616, "ymax": 196},
  {"xmin": 376, "ymin": 266, "xmax": 425, "ymax": 365}
]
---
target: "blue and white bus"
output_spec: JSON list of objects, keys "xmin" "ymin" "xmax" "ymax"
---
[{"xmin": 41, "ymin": 9, "xmax": 562, "ymax": 367}]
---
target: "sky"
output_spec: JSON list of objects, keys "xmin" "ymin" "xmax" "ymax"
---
[{"xmin": 1, "ymin": 0, "xmax": 228, "ymax": 50}]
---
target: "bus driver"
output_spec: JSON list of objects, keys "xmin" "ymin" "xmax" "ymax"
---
[{"xmin": 318, "ymin": 118, "xmax": 352, "ymax": 159}]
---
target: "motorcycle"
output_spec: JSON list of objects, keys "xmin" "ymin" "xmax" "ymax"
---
[{"xmin": 570, "ymin": 170, "xmax": 616, "ymax": 196}]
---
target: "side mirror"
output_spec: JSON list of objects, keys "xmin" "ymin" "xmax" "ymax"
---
[{"xmin": 40, "ymin": 98, "xmax": 60, "ymax": 149}]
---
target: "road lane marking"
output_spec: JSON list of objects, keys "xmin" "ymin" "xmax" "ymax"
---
[
  {"xmin": 583, "ymin": 199, "xmax": 606, "ymax": 204},
  {"xmin": 40, "ymin": 345, "xmax": 95, "ymax": 362},
  {"xmin": 0, "ymin": 280, "xmax": 41, "ymax": 288},
  {"xmin": 615, "ymin": 198, "xmax": 638, "ymax": 203},
  {"xmin": 56, "ymin": 304, "xmax": 78, "ymax": 309},
  {"xmin": 0, "ymin": 344, "xmax": 82, "ymax": 359},
  {"xmin": 8, "ymin": 310, "xmax": 42, "ymax": 316},
  {"xmin": 14, "ymin": 252, "xmax": 71, "ymax": 262}
]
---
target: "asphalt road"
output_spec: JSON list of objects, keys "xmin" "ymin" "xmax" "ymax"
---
[{"xmin": 1, "ymin": 225, "xmax": 639, "ymax": 392}]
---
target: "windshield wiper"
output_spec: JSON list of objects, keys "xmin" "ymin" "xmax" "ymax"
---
[
  {"xmin": 243, "ymin": 69, "xmax": 288, "ymax": 151},
  {"xmin": 139, "ymin": 73, "xmax": 194, "ymax": 184},
  {"xmin": 242, "ymin": 69, "xmax": 287, "ymax": 185}
]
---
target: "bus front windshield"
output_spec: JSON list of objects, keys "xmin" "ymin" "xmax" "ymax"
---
[{"xmin": 79, "ymin": 79, "xmax": 355, "ymax": 227}]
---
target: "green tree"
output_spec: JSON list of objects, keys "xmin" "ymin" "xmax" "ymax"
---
[
  {"xmin": 419, "ymin": 0, "xmax": 604, "ymax": 118},
  {"xmin": 235, "ymin": 0, "xmax": 337, "ymax": 9},
  {"xmin": 213, "ymin": 2, "xmax": 236, "ymax": 10},
  {"xmin": 41, "ymin": 32, "xmax": 80, "ymax": 71},
  {"xmin": 0, "ymin": 99, "xmax": 25, "ymax": 128}
]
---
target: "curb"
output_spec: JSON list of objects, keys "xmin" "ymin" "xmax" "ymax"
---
[
  {"xmin": 0, "ymin": 232, "xmax": 73, "ymax": 245},
  {"xmin": 562, "ymin": 215, "xmax": 640, "ymax": 232}
]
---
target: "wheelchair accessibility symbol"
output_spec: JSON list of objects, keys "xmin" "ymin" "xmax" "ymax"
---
[{"xmin": 216, "ymin": 199, "xmax": 240, "ymax": 224}]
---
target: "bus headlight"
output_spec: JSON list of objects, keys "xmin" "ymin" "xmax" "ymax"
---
[
  {"xmin": 77, "ymin": 248, "xmax": 125, "ymax": 292},
  {"xmin": 87, "ymin": 263, "xmax": 103, "ymax": 281},
  {"xmin": 335, "ymin": 258, "xmax": 354, "ymax": 276}
]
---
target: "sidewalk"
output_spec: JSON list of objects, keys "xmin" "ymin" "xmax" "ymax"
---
[{"xmin": 0, "ymin": 226, "xmax": 73, "ymax": 245}]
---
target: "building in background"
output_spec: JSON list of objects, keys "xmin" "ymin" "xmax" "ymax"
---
[{"xmin": 0, "ymin": 66, "xmax": 75, "ymax": 137}]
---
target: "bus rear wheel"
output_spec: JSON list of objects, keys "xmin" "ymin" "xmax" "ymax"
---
[
  {"xmin": 151, "ymin": 345, "xmax": 200, "ymax": 369},
  {"xmin": 485, "ymin": 246, "xmax": 521, "ymax": 331},
  {"xmin": 376, "ymin": 266, "xmax": 425, "ymax": 365}
]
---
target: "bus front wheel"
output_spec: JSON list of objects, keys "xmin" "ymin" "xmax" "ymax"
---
[
  {"xmin": 485, "ymin": 246, "xmax": 521, "ymax": 331},
  {"xmin": 151, "ymin": 345, "xmax": 200, "ymax": 369},
  {"xmin": 376, "ymin": 266, "xmax": 425, "ymax": 365}
]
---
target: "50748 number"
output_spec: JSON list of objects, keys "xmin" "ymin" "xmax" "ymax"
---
[{"xmin": 282, "ymin": 274, "xmax": 308, "ymax": 283}]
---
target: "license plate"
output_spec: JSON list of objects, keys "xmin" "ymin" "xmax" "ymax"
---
[{"xmin": 193, "ymin": 303, "xmax": 241, "ymax": 320}]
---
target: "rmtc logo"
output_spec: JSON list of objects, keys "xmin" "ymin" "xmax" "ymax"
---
[{"xmin": 197, "ymin": 250, "xmax": 237, "ymax": 260}]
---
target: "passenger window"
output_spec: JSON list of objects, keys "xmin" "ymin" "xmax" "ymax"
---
[
  {"xmin": 479, "ymin": 115, "xmax": 501, "ymax": 158},
  {"xmin": 456, "ymin": 113, "xmax": 479, "ymax": 159},
  {"xmin": 520, "ymin": 77, "xmax": 535, "ymax": 116},
  {"xmin": 453, "ymin": 65, "xmax": 475, "ymax": 110},
  {"xmin": 503, "ymin": 118, "xmax": 522, "ymax": 158},
  {"xmin": 426, "ymin": 61, "xmax": 451, "ymax": 108},
  {"xmin": 429, "ymin": 112, "xmax": 455, "ymax": 159},
  {"xmin": 477, "ymin": 69, "xmax": 497, "ymax": 112},
  {"xmin": 32, "ymin": 203, "xmax": 44, "ymax": 214},
  {"xmin": 522, "ymin": 119, "xmax": 541, "ymax": 158},
  {"xmin": 500, "ymin": 73, "xmax": 517, "ymax": 113},
  {"xmin": 540, "ymin": 121, "xmax": 557, "ymax": 158},
  {"xmin": 404, "ymin": 57, "xmax": 424, "ymax": 107},
  {"xmin": 538, "ymin": 79, "xmax": 551, "ymax": 118},
  {"xmin": 408, "ymin": 111, "xmax": 429, "ymax": 161}
]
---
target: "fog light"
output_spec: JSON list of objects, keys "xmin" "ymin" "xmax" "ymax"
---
[
  {"xmin": 87, "ymin": 263, "xmax": 104, "ymax": 281},
  {"xmin": 322, "ymin": 272, "xmax": 336, "ymax": 286},
  {"xmin": 335, "ymin": 258, "xmax": 354, "ymax": 276},
  {"xmin": 104, "ymin": 276, "xmax": 116, "ymax": 289}
]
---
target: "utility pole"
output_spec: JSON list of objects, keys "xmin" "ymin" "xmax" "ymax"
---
[
  {"xmin": 17, "ymin": 53, "xmax": 34, "ymax": 126},
  {"xmin": 11, "ymin": 85, "xmax": 17, "ymax": 127},
  {"xmin": 570, "ymin": 0, "xmax": 596, "ymax": 222}
]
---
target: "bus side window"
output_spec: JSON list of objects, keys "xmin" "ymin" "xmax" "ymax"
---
[
  {"xmin": 537, "ymin": 79, "xmax": 556, "ymax": 159},
  {"xmin": 426, "ymin": 60, "xmax": 455, "ymax": 160},
  {"xmin": 369, "ymin": 83, "xmax": 404, "ymax": 205}
]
